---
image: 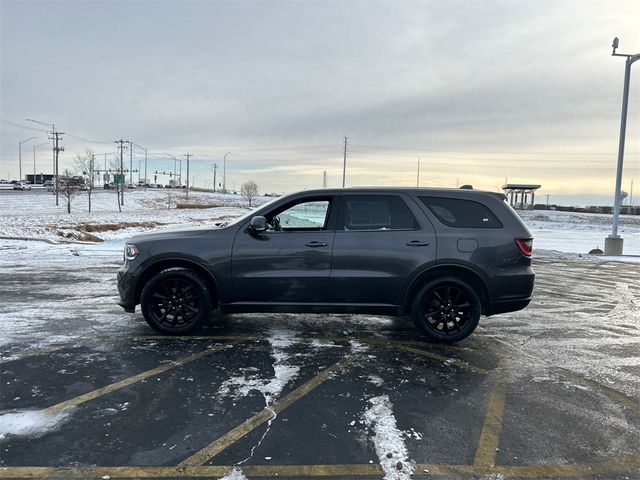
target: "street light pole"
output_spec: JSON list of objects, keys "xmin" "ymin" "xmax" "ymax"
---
[
  {"xmin": 223, "ymin": 152, "xmax": 231, "ymax": 193},
  {"xmin": 19, "ymin": 137, "xmax": 36, "ymax": 181},
  {"xmin": 605, "ymin": 37, "xmax": 640, "ymax": 255}
]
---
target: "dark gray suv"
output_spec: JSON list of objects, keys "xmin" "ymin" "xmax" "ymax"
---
[{"xmin": 117, "ymin": 188, "xmax": 534, "ymax": 342}]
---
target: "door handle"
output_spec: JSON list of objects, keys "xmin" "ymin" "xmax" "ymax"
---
[
  {"xmin": 406, "ymin": 240, "xmax": 430, "ymax": 247},
  {"xmin": 305, "ymin": 241, "xmax": 328, "ymax": 248}
]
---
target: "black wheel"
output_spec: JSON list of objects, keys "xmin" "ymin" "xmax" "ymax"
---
[
  {"xmin": 140, "ymin": 268, "xmax": 212, "ymax": 334},
  {"xmin": 411, "ymin": 276, "xmax": 481, "ymax": 343}
]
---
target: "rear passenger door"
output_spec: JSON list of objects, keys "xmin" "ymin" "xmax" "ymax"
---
[{"xmin": 330, "ymin": 193, "xmax": 437, "ymax": 306}]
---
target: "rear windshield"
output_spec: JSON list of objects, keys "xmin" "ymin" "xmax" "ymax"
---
[{"xmin": 419, "ymin": 196, "xmax": 502, "ymax": 228}]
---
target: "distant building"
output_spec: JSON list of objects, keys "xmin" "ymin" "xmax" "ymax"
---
[
  {"xmin": 25, "ymin": 173, "xmax": 54, "ymax": 184},
  {"xmin": 502, "ymin": 184, "xmax": 541, "ymax": 210}
]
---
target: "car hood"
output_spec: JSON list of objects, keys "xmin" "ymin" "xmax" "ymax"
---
[{"xmin": 127, "ymin": 225, "xmax": 221, "ymax": 244}]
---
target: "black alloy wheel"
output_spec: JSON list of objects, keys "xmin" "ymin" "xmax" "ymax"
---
[
  {"xmin": 140, "ymin": 268, "xmax": 212, "ymax": 334},
  {"xmin": 411, "ymin": 277, "xmax": 481, "ymax": 342}
]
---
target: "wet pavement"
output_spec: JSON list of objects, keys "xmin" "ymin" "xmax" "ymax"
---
[{"xmin": 0, "ymin": 248, "xmax": 639, "ymax": 479}]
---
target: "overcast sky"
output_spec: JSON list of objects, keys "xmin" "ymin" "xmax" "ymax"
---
[{"xmin": 1, "ymin": 0, "xmax": 639, "ymax": 198}]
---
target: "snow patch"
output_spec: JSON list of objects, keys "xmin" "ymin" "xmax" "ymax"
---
[
  {"xmin": 362, "ymin": 395, "xmax": 414, "ymax": 480},
  {"xmin": 0, "ymin": 408, "xmax": 73, "ymax": 437},
  {"xmin": 218, "ymin": 328, "xmax": 300, "ymax": 405},
  {"xmin": 350, "ymin": 339, "xmax": 368, "ymax": 353},
  {"xmin": 217, "ymin": 468, "xmax": 248, "ymax": 480}
]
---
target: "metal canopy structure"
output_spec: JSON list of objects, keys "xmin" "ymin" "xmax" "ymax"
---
[{"xmin": 502, "ymin": 184, "xmax": 541, "ymax": 210}]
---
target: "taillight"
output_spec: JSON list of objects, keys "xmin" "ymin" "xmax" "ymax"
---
[{"xmin": 515, "ymin": 238, "xmax": 533, "ymax": 257}]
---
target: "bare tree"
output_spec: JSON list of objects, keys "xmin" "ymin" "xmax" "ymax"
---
[
  {"xmin": 58, "ymin": 169, "xmax": 84, "ymax": 214},
  {"xmin": 75, "ymin": 148, "xmax": 95, "ymax": 212},
  {"xmin": 241, "ymin": 180, "xmax": 258, "ymax": 207}
]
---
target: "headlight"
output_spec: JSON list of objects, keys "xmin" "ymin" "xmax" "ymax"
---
[{"xmin": 125, "ymin": 244, "xmax": 140, "ymax": 261}]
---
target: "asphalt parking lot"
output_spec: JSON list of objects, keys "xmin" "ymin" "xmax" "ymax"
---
[{"xmin": 0, "ymin": 248, "xmax": 639, "ymax": 480}]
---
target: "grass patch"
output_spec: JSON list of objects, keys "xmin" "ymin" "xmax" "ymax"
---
[{"xmin": 75, "ymin": 221, "xmax": 165, "ymax": 232}]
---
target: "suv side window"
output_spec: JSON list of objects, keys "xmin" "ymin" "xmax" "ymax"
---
[
  {"xmin": 419, "ymin": 196, "xmax": 502, "ymax": 228},
  {"xmin": 268, "ymin": 200, "xmax": 331, "ymax": 231},
  {"xmin": 340, "ymin": 195, "xmax": 418, "ymax": 231}
]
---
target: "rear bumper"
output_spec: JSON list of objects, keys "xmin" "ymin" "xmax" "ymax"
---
[
  {"xmin": 486, "ymin": 267, "xmax": 535, "ymax": 316},
  {"xmin": 488, "ymin": 296, "xmax": 532, "ymax": 315}
]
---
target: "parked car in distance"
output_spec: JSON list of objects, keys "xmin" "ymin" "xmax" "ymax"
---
[
  {"xmin": 0, "ymin": 179, "xmax": 9, "ymax": 184},
  {"xmin": 13, "ymin": 181, "xmax": 32, "ymax": 190},
  {"xmin": 117, "ymin": 187, "xmax": 535, "ymax": 342},
  {"xmin": 44, "ymin": 180, "xmax": 54, "ymax": 192}
]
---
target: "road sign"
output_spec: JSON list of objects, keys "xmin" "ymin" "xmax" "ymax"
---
[{"xmin": 113, "ymin": 174, "xmax": 125, "ymax": 184}]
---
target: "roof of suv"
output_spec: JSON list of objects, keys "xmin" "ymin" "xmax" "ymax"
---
[{"xmin": 293, "ymin": 187, "xmax": 507, "ymax": 200}]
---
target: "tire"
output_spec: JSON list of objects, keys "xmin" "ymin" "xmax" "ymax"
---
[
  {"xmin": 411, "ymin": 276, "xmax": 482, "ymax": 343},
  {"xmin": 140, "ymin": 268, "xmax": 212, "ymax": 334}
]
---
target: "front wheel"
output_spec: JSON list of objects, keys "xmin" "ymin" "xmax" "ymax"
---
[
  {"xmin": 411, "ymin": 277, "xmax": 481, "ymax": 343},
  {"xmin": 140, "ymin": 268, "xmax": 212, "ymax": 334}
]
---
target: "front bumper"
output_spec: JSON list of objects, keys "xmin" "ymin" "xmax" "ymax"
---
[{"xmin": 117, "ymin": 268, "xmax": 137, "ymax": 313}]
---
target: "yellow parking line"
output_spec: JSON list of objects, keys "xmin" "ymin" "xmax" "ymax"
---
[
  {"xmin": 394, "ymin": 344, "xmax": 490, "ymax": 375},
  {"xmin": 44, "ymin": 341, "xmax": 242, "ymax": 414},
  {"xmin": 472, "ymin": 359, "xmax": 508, "ymax": 471},
  {"xmin": 3, "ymin": 456, "xmax": 640, "ymax": 479},
  {"xmin": 178, "ymin": 353, "xmax": 362, "ymax": 467}
]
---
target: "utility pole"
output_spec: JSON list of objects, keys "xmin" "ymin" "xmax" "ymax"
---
[
  {"xmin": 128, "ymin": 141, "xmax": 133, "ymax": 187},
  {"xmin": 342, "ymin": 137, "xmax": 348, "ymax": 188},
  {"xmin": 51, "ymin": 131, "xmax": 64, "ymax": 206},
  {"xmin": 416, "ymin": 157, "xmax": 421, "ymax": 187},
  {"xmin": 223, "ymin": 152, "xmax": 231, "ymax": 193},
  {"xmin": 184, "ymin": 153, "xmax": 192, "ymax": 199},
  {"xmin": 144, "ymin": 148, "xmax": 148, "ymax": 189},
  {"xmin": 115, "ymin": 139, "xmax": 127, "ymax": 207},
  {"xmin": 212, "ymin": 163, "xmax": 218, "ymax": 192},
  {"xmin": 322, "ymin": 170, "xmax": 327, "ymax": 188}
]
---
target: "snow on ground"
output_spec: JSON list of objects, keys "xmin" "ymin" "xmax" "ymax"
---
[
  {"xmin": 217, "ymin": 327, "xmax": 300, "ymax": 405},
  {"xmin": 1, "ymin": 190, "xmax": 639, "ymax": 263},
  {"xmin": 0, "ymin": 408, "xmax": 73, "ymax": 438},
  {"xmin": 0, "ymin": 189, "xmax": 264, "ymax": 243},
  {"xmin": 1, "ymin": 189, "xmax": 639, "ymax": 258},
  {"xmin": 361, "ymin": 395, "xmax": 414, "ymax": 480},
  {"xmin": 217, "ymin": 468, "xmax": 249, "ymax": 480},
  {"xmin": 519, "ymin": 209, "xmax": 640, "ymax": 256}
]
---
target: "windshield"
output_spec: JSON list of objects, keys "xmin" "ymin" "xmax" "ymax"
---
[{"xmin": 219, "ymin": 196, "xmax": 282, "ymax": 227}]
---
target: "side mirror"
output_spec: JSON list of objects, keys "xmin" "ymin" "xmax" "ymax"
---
[{"xmin": 249, "ymin": 216, "xmax": 267, "ymax": 233}]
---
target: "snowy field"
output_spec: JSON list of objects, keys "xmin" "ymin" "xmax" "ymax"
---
[
  {"xmin": 1, "ymin": 189, "xmax": 639, "ymax": 258},
  {"xmin": 519, "ymin": 209, "xmax": 640, "ymax": 258}
]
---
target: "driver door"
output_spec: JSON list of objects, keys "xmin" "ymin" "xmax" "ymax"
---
[{"xmin": 231, "ymin": 195, "xmax": 336, "ymax": 304}]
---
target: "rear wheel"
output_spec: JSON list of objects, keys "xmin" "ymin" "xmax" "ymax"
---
[
  {"xmin": 140, "ymin": 268, "xmax": 212, "ymax": 334},
  {"xmin": 411, "ymin": 277, "xmax": 481, "ymax": 343}
]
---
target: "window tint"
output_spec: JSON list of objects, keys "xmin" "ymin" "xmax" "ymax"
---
[
  {"xmin": 270, "ymin": 200, "xmax": 330, "ymax": 230},
  {"xmin": 341, "ymin": 195, "xmax": 418, "ymax": 230},
  {"xmin": 419, "ymin": 197, "xmax": 502, "ymax": 228}
]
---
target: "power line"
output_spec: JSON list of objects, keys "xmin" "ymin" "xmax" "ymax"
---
[
  {"xmin": 0, "ymin": 118, "xmax": 49, "ymax": 133},
  {"xmin": 65, "ymin": 133, "xmax": 114, "ymax": 144}
]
